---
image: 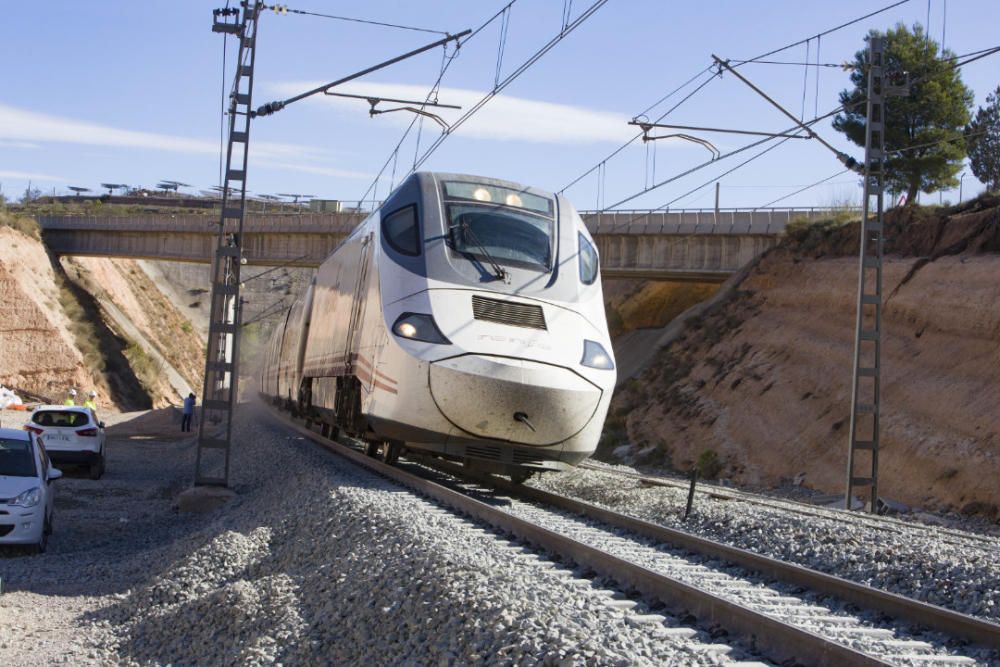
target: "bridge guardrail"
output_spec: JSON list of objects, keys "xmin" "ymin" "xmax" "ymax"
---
[
  {"xmin": 580, "ymin": 207, "xmax": 857, "ymax": 236},
  {"xmin": 39, "ymin": 206, "xmax": 856, "ymax": 238}
]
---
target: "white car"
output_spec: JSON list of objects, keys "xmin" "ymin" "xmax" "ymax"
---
[
  {"xmin": 25, "ymin": 406, "xmax": 106, "ymax": 479},
  {"xmin": 0, "ymin": 427, "xmax": 61, "ymax": 553}
]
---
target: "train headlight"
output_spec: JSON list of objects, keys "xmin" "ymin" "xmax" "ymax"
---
[
  {"xmin": 581, "ymin": 340, "xmax": 614, "ymax": 370},
  {"xmin": 392, "ymin": 313, "xmax": 451, "ymax": 345}
]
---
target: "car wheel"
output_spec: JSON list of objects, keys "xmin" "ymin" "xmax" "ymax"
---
[
  {"xmin": 45, "ymin": 511, "xmax": 53, "ymax": 535},
  {"xmin": 90, "ymin": 453, "xmax": 104, "ymax": 480},
  {"xmin": 33, "ymin": 521, "xmax": 49, "ymax": 554}
]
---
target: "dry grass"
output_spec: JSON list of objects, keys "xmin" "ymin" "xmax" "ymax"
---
[
  {"xmin": 123, "ymin": 341, "xmax": 164, "ymax": 391},
  {"xmin": 0, "ymin": 210, "xmax": 41, "ymax": 240},
  {"xmin": 55, "ymin": 274, "xmax": 107, "ymax": 374}
]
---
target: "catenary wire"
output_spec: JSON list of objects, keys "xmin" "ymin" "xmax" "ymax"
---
[
  {"xmin": 355, "ymin": 1, "xmax": 519, "ymax": 208},
  {"xmin": 408, "ymin": 0, "xmax": 609, "ymax": 173},
  {"xmin": 271, "ymin": 6, "xmax": 448, "ymax": 35},
  {"xmin": 604, "ymin": 107, "xmax": 842, "ymax": 211},
  {"xmin": 559, "ymin": 65, "xmax": 720, "ymax": 193},
  {"xmin": 732, "ymin": 59, "xmax": 845, "ymax": 67},
  {"xmin": 664, "ymin": 134, "xmax": 804, "ymax": 209},
  {"xmin": 358, "ymin": 0, "xmax": 607, "ymax": 203},
  {"xmin": 651, "ymin": 47, "xmax": 1000, "ymax": 213},
  {"xmin": 218, "ymin": 1, "xmax": 232, "ymax": 189},
  {"xmin": 755, "ymin": 169, "xmax": 852, "ymax": 209},
  {"xmin": 739, "ymin": 0, "xmax": 912, "ymax": 64},
  {"xmin": 604, "ymin": 29, "xmax": 999, "ymax": 215},
  {"xmin": 560, "ymin": 0, "xmax": 912, "ymax": 196}
]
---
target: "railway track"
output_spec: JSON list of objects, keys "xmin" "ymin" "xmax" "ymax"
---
[
  {"xmin": 576, "ymin": 462, "xmax": 1000, "ymax": 552},
  {"xmin": 268, "ymin": 407, "xmax": 1000, "ymax": 666}
]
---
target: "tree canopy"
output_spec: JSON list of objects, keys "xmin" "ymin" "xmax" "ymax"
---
[
  {"xmin": 966, "ymin": 87, "xmax": 1000, "ymax": 193},
  {"xmin": 833, "ymin": 23, "xmax": 973, "ymax": 204}
]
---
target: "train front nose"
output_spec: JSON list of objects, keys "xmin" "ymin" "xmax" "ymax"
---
[{"xmin": 428, "ymin": 355, "xmax": 603, "ymax": 446}]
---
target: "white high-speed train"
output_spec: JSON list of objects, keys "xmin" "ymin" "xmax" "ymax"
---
[{"xmin": 259, "ymin": 172, "xmax": 616, "ymax": 480}]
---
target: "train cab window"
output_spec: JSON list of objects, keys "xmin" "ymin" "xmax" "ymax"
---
[
  {"xmin": 579, "ymin": 233, "xmax": 599, "ymax": 285},
  {"xmin": 448, "ymin": 205, "xmax": 552, "ymax": 271},
  {"xmin": 382, "ymin": 205, "xmax": 420, "ymax": 256},
  {"xmin": 442, "ymin": 181, "xmax": 555, "ymax": 273}
]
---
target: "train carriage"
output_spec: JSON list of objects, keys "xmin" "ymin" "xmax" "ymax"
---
[{"xmin": 260, "ymin": 172, "xmax": 616, "ymax": 479}]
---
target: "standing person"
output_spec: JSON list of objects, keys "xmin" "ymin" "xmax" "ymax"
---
[
  {"xmin": 84, "ymin": 390, "xmax": 97, "ymax": 411},
  {"xmin": 181, "ymin": 393, "xmax": 196, "ymax": 432},
  {"xmin": 64, "ymin": 388, "xmax": 77, "ymax": 406}
]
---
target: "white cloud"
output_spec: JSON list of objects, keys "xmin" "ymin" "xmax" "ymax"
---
[
  {"xmin": 0, "ymin": 170, "xmax": 66, "ymax": 182},
  {"xmin": 0, "ymin": 103, "xmax": 364, "ymax": 178},
  {"xmin": 0, "ymin": 139, "xmax": 40, "ymax": 150},
  {"xmin": 268, "ymin": 81, "xmax": 640, "ymax": 145}
]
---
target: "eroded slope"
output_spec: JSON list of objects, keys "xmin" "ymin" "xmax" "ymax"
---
[{"xmin": 614, "ymin": 197, "xmax": 1000, "ymax": 516}]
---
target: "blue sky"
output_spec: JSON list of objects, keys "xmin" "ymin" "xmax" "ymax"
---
[{"xmin": 1, "ymin": 0, "xmax": 997, "ymax": 210}]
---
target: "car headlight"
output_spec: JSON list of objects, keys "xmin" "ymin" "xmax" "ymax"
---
[
  {"xmin": 391, "ymin": 313, "xmax": 451, "ymax": 345},
  {"xmin": 10, "ymin": 487, "xmax": 41, "ymax": 508},
  {"xmin": 581, "ymin": 340, "xmax": 614, "ymax": 370}
]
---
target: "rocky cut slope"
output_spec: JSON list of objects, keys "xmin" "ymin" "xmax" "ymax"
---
[
  {"xmin": 0, "ymin": 223, "xmax": 103, "ymax": 404},
  {"xmin": 612, "ymin": 196, "xmax": 1000, "ymax": 517},
  {"xmin": 0, "ymin": 213, "xmax": 204, "ymax": 410}
]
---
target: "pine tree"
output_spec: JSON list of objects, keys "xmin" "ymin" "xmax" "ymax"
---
[
  {"xmin": 833, "ymin": 24, "xmax": 973, "ymax": 205},
  {"xmin": 966, "ymin": 87, "xmax": 1000, "ymax": 193}
]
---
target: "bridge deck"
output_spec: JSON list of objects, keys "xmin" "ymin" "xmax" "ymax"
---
[{"xmin": 38, "ymin": 208, "xmax": 837, "ymax": 279}]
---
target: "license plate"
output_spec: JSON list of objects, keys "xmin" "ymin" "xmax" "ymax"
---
[{"xmin": 45, "ymin": 434, "xmax": 70, "ymax": 442}]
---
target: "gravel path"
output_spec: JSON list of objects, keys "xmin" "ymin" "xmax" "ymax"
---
[
  {"xmin": 529, "ymin": 463, "xmax": 1000, "ymax": 623},
  {"xmin": 1, "ymin": 406, "xmax": 765, "ymax": 665}
]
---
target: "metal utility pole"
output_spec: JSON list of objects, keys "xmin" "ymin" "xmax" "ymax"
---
[
  {"xmin": 196, "ymin": 1, "xmax": 262, "ymax": 486},
  {"xmin": 845, "ymin": 37, "xmax": 888, "ymax": 513}
]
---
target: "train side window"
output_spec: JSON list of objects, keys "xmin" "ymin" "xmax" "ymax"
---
[
  {"xmin": 382, "ymin": 205, "xmax": 420, "ymax": 256},
  {"xmin": 579, "ymin": 232, "xmax": 599, "ymax": 285}
]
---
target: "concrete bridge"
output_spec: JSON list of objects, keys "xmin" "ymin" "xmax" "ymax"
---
[{"xmin": 38, "ymin": 207, "xmax": 841, "ymax": 282}]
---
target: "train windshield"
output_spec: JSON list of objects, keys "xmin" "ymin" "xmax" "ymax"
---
[{"xmin": 442, "ymin": 181, "xmax": 554, "ymax": 272}]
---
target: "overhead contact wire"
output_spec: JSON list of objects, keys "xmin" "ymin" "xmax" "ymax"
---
[
  {"xmin": 356, "ymin": 1, "xmax": 518, "ymax": 208},
  {"xmin": 755, "ymin": 169, "xmax": 851, "ymax": 209},
  {"xmin": 275, "ymin": 6, "xmax": 448, "ymax": 35},
  {"xmin": 562, "ymin": 1, "xmax": 909, "ymax": 199},
  {"xmin": 559, "ymin": 65, "xmax": 719, "ymax": 194},
  {"xmin": 408, "ymin": 0, "xmax": 609, "ymax": 174}
]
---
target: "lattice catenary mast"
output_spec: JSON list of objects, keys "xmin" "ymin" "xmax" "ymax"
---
[
  {"xmin": 195, "ymin": 1, "xmax": 263, "ymax": 486},
  {"xmin": 845, "ymin": 36, "xmax": 892, "ymax": 513}
]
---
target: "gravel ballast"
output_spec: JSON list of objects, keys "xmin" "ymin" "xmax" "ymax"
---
[
  {"xmin": 529, "ymin": 462, "xmax": 1000, "ymax": 623},
  {"xmin": 1, "ymin": 406, "xmax": 759, "ymax": 665}
]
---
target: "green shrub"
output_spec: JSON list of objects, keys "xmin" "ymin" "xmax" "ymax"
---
[
  {"xmin": 123, "ymin": 341, "xmax": 163, "ymax": 389},
  {"xmin": 697, "ymin": 449, "xmax": 723, "ymax": 479}
]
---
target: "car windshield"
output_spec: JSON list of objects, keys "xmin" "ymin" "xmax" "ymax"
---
[
  {"xmin": 448, "ymin": 205, "xmax": 553, "ymax": 271},
  {"xmin": 0, "ymin": 438, "xmax": 36, "ymax": 477},
  {"xmin": 32, "ymin": 410, "xmax": 89, "ymax": 427}
]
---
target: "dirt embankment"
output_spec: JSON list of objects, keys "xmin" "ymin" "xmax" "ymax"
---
[
  {"xmin": 0, "ymin": 215, "xmax": 204, "ymax": 410},
  {"xmin": 61, "ymin": 256, "xmax": 205, "ymax": 404},
  {"xmin": 613, "ymin": 196, "xmax": 1000, "ymax": 517},
  {"xmin": 0, "ymin": 225, "xmax": 103, "ymax": 404},
  {"xmin": 603, "ymin": 279, "xmax": 720, "ymax": 385}
]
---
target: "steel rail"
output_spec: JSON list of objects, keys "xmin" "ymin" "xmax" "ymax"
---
[
  {"xmin": 264, "ymin": 406, "xmax": 906, "ymax": 666},
  {"xmin": 578, "ymin": 462, "xmax": 1000, "ymax": 552},
  {"xmin": 427, "ymin": 458, "xmax": 1000, "ymax": 652}
]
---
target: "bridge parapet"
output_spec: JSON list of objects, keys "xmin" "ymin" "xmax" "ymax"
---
[
  {"xmin": 38, "ymin": 213, "xmax": 366, "ymax": 235},
  {"xmin": 580, "ymin": 207, "xmax": 849, "ymax": 236},
  {"xmin": 37, "ymin": 207, "xmax": 836, "ymax": 279}
]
